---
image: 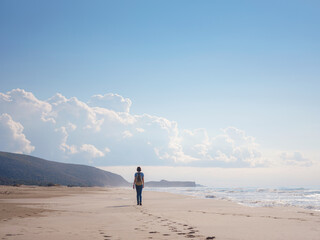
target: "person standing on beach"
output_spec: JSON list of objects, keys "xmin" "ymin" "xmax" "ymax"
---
[{"xmin": 133, "ymin": 166, "xmax": 144, "ymax": 205}]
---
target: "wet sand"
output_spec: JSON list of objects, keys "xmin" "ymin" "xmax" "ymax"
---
[{"xmin": 0, "ymin": 185, "xmax": 319, "ymax": 240}]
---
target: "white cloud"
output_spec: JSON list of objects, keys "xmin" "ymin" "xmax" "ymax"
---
[
  {"xmin": 206, "ymin": 127, "xmax": 264, "ymax": 166},
  {"xmin": 80, "ymin": 144, "xmax": 105, "ymax": 158},
  {"xmin": 0, "ymin": 113, "xmax": 35, "ymax": 154},
  {"xmin": 122, "ymin": 130, "xmax": 133, "ymax": 139},
  {"xmin": 136, "ymin": 128, "xmax": 145, "ymax": 133},
  {"xmin": 180, "ymin": 128, "xmax": 210, "ymax": 159},
  {"xmin": 0, "ymin": 89, "xmax": 52, "ymax": 122},
  {"xmin": 0, "ymin": 88, "xmax": 313, "ymax": 168},
  {"xmin": 48, "ymin": 94, "xmax": 103, "ymax": 132},
  {"xmin": 278, "ymin": 151, "xmax": 312, "ymax": 166},
  {"xmin": 55, "ymin": 126, "xmax": 78, "ymax": 155},
  {"xmin": 88, "ymin": 93, "xmax": 132, "ymax": 113},
  {"xmin": 176, "ymin": 127, "xmax": 263, "ymax": 166}
]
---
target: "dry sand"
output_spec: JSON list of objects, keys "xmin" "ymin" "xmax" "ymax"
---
[{"xmin": 0, "ymin": 185, "xmax": 319, "ymax": 240}]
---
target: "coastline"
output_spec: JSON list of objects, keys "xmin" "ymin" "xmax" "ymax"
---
[
  {"xmin": 1, "ymin": 186, "xmax": 320, "ymax": 240},
  {"xmin": 144, "ymin": 186, "xmax": 320, "ymax": 211}
]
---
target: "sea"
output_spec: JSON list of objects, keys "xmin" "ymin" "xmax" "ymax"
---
[{"xmin": 145, "ymin": 187, "xmax": 320, "ymax": 211}]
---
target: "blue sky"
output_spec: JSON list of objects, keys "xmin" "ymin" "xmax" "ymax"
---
[{"xmin": 1, "ymin": 1, "xmax": 320, "ymax": 186}]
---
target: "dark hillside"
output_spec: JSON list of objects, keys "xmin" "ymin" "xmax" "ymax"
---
[{"xmin": 0, "ymin": 151, "xmax": 129, "ymax": 187}]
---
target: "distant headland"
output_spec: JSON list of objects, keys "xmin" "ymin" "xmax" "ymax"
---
[{"xmin": 145, "ymin": 180, "xmax": 196, "ymax": 187}]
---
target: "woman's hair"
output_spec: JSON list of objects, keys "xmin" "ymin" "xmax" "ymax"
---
[{"xmin": 137, "ymin": 166, "xmax": 141, "ymax": 172}]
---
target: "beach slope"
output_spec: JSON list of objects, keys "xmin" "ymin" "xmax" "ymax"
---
[{"xmin": 0, "ymin": 186, "xmax": 319, "ymax": 240}]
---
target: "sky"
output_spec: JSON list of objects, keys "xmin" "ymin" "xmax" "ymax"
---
[{"xmin": 0, "ymin": 0, "xmax": 319, "ymax": 187}]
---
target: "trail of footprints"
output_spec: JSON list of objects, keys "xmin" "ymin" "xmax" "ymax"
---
[
  {"xmin": 98, "ymin": 230, "xmax": 113, "ymax": 240},
  {"xmin": 97, "ymin": 207, "xmax": 215, "ymax": 240},
  {"xmin": 135, "ymin": 207, "xmax": 215, "ymax": 240}
]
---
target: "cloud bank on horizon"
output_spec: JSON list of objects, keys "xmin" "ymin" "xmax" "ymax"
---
[{"xmin": 0, "ymin": 88, "xmax": 313, "ymax": 168}]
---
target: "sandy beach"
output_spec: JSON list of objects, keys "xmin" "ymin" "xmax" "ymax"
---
[{"xmin": 0, "ymin": 186, "xmax": 319, "ymax": 240}]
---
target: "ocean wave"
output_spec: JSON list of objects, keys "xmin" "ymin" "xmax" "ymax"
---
[{"xmin": 146, "ymin": 186, "xmax": 320, "ymax": 211}]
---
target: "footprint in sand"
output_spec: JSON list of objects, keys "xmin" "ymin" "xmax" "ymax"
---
[
  {"xmin": 186, "ymin": 234, "xmax": 196, "ymax": 238},
  {"xmin": 141, "ymin": 210, "xmax": 206, "ymax": 239},
  {"xmin": 5, "ymin": 234, "xmax": 22, "ymax": 237},
  {"xmin": 206, "ymin": 237, "xmax": 216, "ymax": 239},
  {"xmin": 98, "ymin": 230, "xmax": 112, "ymax": 239}
]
